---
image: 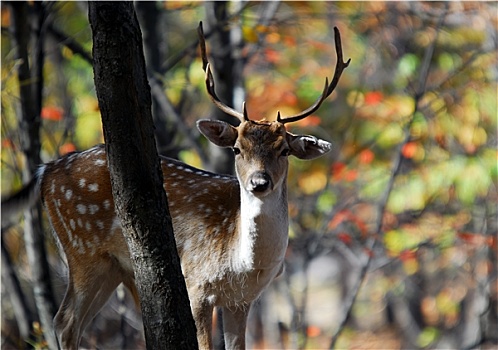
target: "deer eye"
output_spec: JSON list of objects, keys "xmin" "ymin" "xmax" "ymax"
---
[
  {"xmin": 232, "ymin": 147, "xmax": 241, "ymax": 155},
  {"xmin": 280, "ymin": 149, "xmax": 290, "ymax": 157}
]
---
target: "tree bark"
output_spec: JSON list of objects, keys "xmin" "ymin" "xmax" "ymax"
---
[{"xmin": 88, "ymin": 2, "xmax": 198, "ymax": 349}]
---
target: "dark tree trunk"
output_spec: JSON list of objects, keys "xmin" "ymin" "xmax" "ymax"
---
[
  {"xmin": 88, "ymin": 2, "xmax": 198, "ymax": 349},
  {"xmin": 9, "ymin": 3, "xmax": 59, "ymax": 349}
]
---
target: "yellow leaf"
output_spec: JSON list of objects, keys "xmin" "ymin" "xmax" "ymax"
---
[{"xmin": 242, "ymin": 27, "xmax": 258, "ymax": 44}]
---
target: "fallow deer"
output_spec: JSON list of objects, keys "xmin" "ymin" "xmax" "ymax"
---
[{"xmin": 1, "ymin": 24, "xmax": 349, "ymax": 349}]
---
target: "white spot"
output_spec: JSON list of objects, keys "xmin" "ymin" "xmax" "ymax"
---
[
  {"xmin": 70, "ymin": 219, "xmax": 76, "ymax": 230},
  {"xmin": 95, "ymin": 159, "xmax": 106, "ymax": 166},
  {"xmin": 65, "ymin": 189, "xmax": 73, "ymax": 201},
  {"xmin": 96, "ymin": 220, "xmax": 104, "ymax": 230},
  {"xmin": 60, "ymin": 185, "xmax": 65, "ymax": 193},
  {"xmin": 103, "ymin": 199, "xmax": 111, "ymax": 210},
  {"xmin": 85, "ymin": 221, "xmax": 92, "ymax": 231},
  {"xmin": 79, "ymin": 178, "xmax": 86, "ymax": 188},
  {"xmin": 78, "ymin": 239, "xmax": 86, "ymax": 254},
  {"xmin": 88, "ymin": 183, "xmax": 99, "ymax": 192},
  {"xmin": 86, "ymin": 240, "xmax": 96, "ymax": 256},
  {"xmin": 88, "ymin": 204, "xmax": 99, "ymax": 215},
  {"xmin": 77, "ymin": 218, "xmax": 83, "ymax": 228},
  {"xmin": 76, "ymin": 204, "xmax": 87, "ymax": 215},
  {"xmin": 109, "ymin": 217, "xmax": 120, "ymax": 236}
]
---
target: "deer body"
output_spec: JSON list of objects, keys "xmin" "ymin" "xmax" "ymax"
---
[
  {"xmin": 32, "ymin": 141, "xmax": 289, "ymax": 349},
  {"xmin": 2, "ymin": 23, "xmax": 349, "ymax": 349}
]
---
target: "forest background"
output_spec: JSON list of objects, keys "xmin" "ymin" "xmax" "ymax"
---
[{"xmin": 1, "ymin": 1, "xmax": 497, "ymax": 349}]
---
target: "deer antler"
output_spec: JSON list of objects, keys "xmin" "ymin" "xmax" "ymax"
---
[
  {"xmin": 198, "ymin": 22, "xmax": 248, "ymax": 123},
  {"xmin": 277, "ymin": 27, "xmax": 351, "ymax": 124}
]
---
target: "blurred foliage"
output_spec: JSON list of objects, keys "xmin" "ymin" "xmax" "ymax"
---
[{"xmin": 1, "ymin": 1, "xmax": 496, "ymax": 349}]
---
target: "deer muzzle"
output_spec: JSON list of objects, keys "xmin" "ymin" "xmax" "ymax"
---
[{"xmin": 248, "ymin": 172, "xmax": 272, "ymax": 194}]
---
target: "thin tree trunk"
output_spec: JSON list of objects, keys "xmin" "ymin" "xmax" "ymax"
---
[
  {"xmin": 88, "ymin": 2, "xmax": 198, "ymax": 349},
  {"xmin": 135, "ymin": 1, "xmax": 179, "ymax": 158},
  {"xmin": 10, "ymin": 3, "xmax": 59, "ymax": 349},
  {"xmin": 1, "ymin": 234, "xmax": 35, "ymax": 348},
  {"xmin": 204, "ymin": 1, "xmax": 245, "ymax": 175}
]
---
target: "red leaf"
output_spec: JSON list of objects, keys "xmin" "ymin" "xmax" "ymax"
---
[
  {"xmin": 399, "ymin": 249, "xmax": 416, "ymax": 262},
  {"xmin": 338, "ymin": 232, "xmax": 352, "ymax": 245}
]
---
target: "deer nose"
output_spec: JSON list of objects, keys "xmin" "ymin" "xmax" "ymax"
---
[{"xmin": 249, "ymin": 172, "xmax": 272, "ymax": 193}]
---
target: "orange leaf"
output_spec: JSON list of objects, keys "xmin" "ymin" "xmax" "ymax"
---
[
  {"xmin": 328, "ymin": 210, "xmax": 350, "ymax": 229},
  {"xmin": 307, "ymin": 325, "xmax": 321, "ymax": 337},
  {"xmin": 359, "ymin": 149, "xmax": 375, "ymax": 164},
  {"xmin": 41, "ymin": 106, "xmax": 63, "ymax": 121},
  {"xmin": 344, "ymin": 169, "xmax": 358, "ymax": 182},
  {"xmin": 59, "ymin": 143, "xmax": 77, "ymax": 155},
  {"xmin": 265, "ymin": 49, "xmax": 280, "ymax": 63},
  {"xmin": 2, "ymin": 138, "xmax": 14, "ymax": 149},
  {"xmin": 401, "ymin": 142, "xmax": 417, "ymax": 159},
  {"xmin": 331, "ymin": 162, "xmax": 346, "ymax": 181},
  {"xmin": 364, "ymin": 91, "xmax": 383, "ymax": 105}
]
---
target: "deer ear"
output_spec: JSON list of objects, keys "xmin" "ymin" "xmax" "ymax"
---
[
  {"xmin": 287, "ymin": 133, "xmax": 332, "ymax": 160},
  {"xmin": 197, "ymin": 120, "xmax": 238, "ymax": 148}
]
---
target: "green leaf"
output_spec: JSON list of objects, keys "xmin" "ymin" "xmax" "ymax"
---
[{"xmin": 417, "ymin": 327, "xmax": 439, "ymax": 348}]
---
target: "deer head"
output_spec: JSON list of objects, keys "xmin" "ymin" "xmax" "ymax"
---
[{"xmin": 196, "ymin": 22, "xmax": 350, "ymax": 198}]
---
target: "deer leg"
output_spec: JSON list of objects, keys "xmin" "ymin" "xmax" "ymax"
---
[
  {"xmin": 53, "ymin": 258, "xmax": 122, "ymax": 349},
  {"xmin": 222, "ymin": 304, "xmax": 250, "ymax": 350},
  {"xmin": 190, "ymin": 296, "xmax": 214, "ymax": 349}
]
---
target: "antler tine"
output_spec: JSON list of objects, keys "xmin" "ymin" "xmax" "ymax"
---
[
  {"xmin": 198, "ymin": 22, "xmax": 247, "ymax": 123},
  {"xmin": 277, "ymin": 27, "xmax": 351, "ymax": 124}
]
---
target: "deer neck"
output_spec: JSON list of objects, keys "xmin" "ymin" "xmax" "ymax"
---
[{"xmin": 232, "ymin": 181, "xmax": 289, "ymax": 273}]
